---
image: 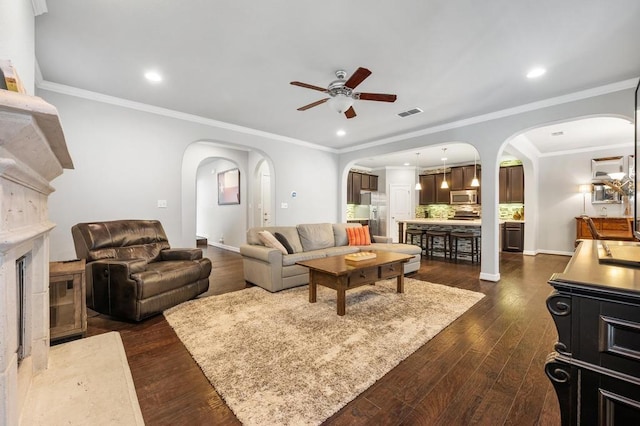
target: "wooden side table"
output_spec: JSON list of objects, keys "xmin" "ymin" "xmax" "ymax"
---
[{"xmin": 49, "ymin": 259, "xmax": 86, "ymax": 342}]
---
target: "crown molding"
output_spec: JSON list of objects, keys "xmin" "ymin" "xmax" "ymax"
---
[
  {"xmin": 339, "ymin": 78, "xmax": 639, "ymax": 154},
  {"xmin": 31, "ymin": 0, "xmax": 47, "ymax": 16},
  {"xmin": 35, "ymin": 80, "xmax": 337, "ymax": 153}
]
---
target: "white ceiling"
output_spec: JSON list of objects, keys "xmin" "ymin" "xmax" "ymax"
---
[{"xmin": 34, "ymin": 1, "xmax": 640, "ymax": 164}]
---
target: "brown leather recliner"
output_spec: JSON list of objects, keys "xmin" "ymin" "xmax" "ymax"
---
[{"xmin": 72, "ymin": 219, "xmax": 211, "ymax": 321}]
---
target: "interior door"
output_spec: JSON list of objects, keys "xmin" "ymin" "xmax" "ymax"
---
[
  {"xmin": 389, "ymin": 183, "xmax": 412, "ymax": 243},
  {"xmin": 260, "ymin": 170, "xmax": 272, "ymax": 226}
]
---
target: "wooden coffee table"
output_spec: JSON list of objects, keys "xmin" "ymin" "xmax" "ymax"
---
[{"xmin": 296, "ymin": 251, "xmax": 414, "ymax": 316}]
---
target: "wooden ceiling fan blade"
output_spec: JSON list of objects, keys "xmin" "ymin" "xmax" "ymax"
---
[
  {"xmin": 344, "ymin": 106, "xmax": 356, "ymax": 119},
  {"xmin": 357, "ymin": 93, "xmax": 397, "ymax": 102},
  {"xmin": 290, "ymin": 81, "xmax": 328, "ymax": 93},
  {"xmin": 344, "ymin": 67, "xmax": 372, "ymax": 89},
  {"xmin": 297, "ymin": 98, "xmax": 329, "ymax": 111}
]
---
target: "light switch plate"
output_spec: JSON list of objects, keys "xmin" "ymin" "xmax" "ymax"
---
[{"xmin": 281, "ymin": 202, "xmax": 288, "ymax": 209}]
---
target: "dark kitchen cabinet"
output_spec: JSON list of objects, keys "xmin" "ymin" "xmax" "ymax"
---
[
  {"xmin": 503, "ymin": 222, "xmax": 524, "ymax": 252},
  {"xmin": 419, "ymin": 174, "xmax": 451, "ymax": 205},
  {"xmin": 419, "ymin": 175, "xmax": 435, "ymax": 205},
  {"xmin": 360, "ymin": 174, "xmax": 378, "ymax": 191},
  {"xmin": 436, "ymin": 174, "xmax": 451, "ymax": 203},
  {"xmin": 347, "ymin": 171, "xmax": 378, "ymax": 204},
  {"xmin": 451, "ymin": 166, "xmax": 479, "ymax": 190},
  {"xmin": 499, "ymin": 165, "xmax": 524, "ymax": 204}
]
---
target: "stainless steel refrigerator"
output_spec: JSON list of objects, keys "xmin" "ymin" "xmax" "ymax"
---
[{"xmin": 369, "ymin": 192, "xmax": 387, "ymax": 237}]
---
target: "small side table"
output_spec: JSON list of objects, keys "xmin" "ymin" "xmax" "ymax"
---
[{"xmin": 49, "ymin": 259, "xmax": 86, "ymax": 342}]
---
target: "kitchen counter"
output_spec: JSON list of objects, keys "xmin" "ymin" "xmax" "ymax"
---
[{"xmin": 397, "ymin": 218, "xmax": 525, "ymax": 243}]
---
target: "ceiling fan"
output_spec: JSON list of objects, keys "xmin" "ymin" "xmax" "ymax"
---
[{"xmin": 290, "ymin": 67, "xmax": 397, "ymax": 119}]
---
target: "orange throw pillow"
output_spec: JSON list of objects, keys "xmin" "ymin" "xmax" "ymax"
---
[{"xmin": 346, "ymin": 225, "xmax": 372, "ymax": 246}]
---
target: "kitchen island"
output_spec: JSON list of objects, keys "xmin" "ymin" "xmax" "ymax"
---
[
  {"xmin": 398, "ymin": 219, "xmax": 482, "ymax": 262},
  {"xmin": 398, "ymin": 219, "xmax": 481, "ymax": 244},
  {"xmin": 398, "ymin": 218, "xmax": 526, "ymax": 259}
]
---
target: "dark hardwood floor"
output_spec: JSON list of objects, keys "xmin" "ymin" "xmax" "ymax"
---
[{"xmin": 86, "ymin": 246, "xmax": 566, "ymax": 425}]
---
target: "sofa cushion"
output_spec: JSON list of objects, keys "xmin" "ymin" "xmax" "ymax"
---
[
  {"xmin": 346, "ymin": 226, "xmax": 372, "ymax": 246},
  {"xmin": 332, "ymin": 223, "xmax": 362, "ymax": 247},
  {"xmin": 246, "ymin": 226, "xmax": 304, "ymax": 253},
  {"xmin": 367, "ymin": 243, "xmax": 422, "ymax": 256},
  {"xmin": 257, "ymin": 230, "xmax": 287, "ymax": 254},
  {"xmin": 282, "ymin": 251, "xmax": 327, "ymax": 266},
  {"xmin": 274, "ymin": 232, "xmax": 294, "ymax": 254},
  {"xmin": 297, "ymin": 223, "xmax": 335, "ymax": 251}
]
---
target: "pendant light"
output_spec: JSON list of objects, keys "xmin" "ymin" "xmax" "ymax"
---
[
  {"xmin": 414, "ymin": 152, "xmax": 422, "ymax": 190},
  {"xmin": 470, "ymin": 152, "xmax": 480, "ymax": 187},
  {"xmin": 440, "ymin": 148, "xmax": 449, "ymax": 189}
]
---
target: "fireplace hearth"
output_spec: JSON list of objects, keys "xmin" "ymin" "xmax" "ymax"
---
[{"xmin": 0, "ymin": 90, "xmax": 73, "ymax": 425}]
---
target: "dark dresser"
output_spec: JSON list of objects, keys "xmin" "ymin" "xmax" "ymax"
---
[{"xmin": 546, "ymin": 240, "xmax": 640, "ymax": 425}]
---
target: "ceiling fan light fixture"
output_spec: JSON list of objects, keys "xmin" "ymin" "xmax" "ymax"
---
[{"xmin": 327, "ymin": 93, "xmax": 353, "ymax": 114}]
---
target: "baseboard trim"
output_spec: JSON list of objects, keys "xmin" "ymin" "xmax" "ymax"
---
[
  {"xmin": 479, "ymin": 272, "xmax": 500, "ymax": 282},
  {"xmin": 537, "ymin": 249, "xmax": 574, "ymax": 257},
  {"xmin": 523, "ymin": 250, "xmax": 537, "ymax": 256},
  {"xmin": 210, "ymin": 242, "xmax": 240, "ymax": 253}
]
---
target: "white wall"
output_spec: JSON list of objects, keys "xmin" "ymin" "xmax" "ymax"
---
[
  {"xmin": 43, "ymin": 90, "xmax": 340, "ymax": 260},
  {"xmin": 196, "ymin": 157, "xmax": 246, "ymax": 248},
  {"xmin": 537, "ymin": 146, "xmax": 633, "ymax": 254},
  {"xmin": 0, "ymin": 0, "xmax": 35, "ymax": 94}
]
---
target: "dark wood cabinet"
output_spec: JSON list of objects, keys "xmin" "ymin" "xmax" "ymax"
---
[
  {"xmin": 435, "ymin": 174, "xmax": 450, "ymax": 204},
  {"xmin": 347, "ymin": 171, "xmax": 379, "ymax": 204},
  {"xmin": 546, "ymin": 240, "xmax": 640, "ymax": 425},
  {"xmin": 419, "ymin": 175, "xmax": 435, "ymax": 205},
  {"xmin": 419, "ymin": 174, "xmax": 449, "ymax": 205},
  {"xmin": 347, "ymin": 172, "xmax": 357, "ymax": 204},
  {"xmin": 502, "ymin": 222, "xmax": 524, "ymax": 252},
  {"xmin": 499, "ymin": 165, "xmax": 524, "ymax": 203},
  {"xmin": 368, "ymin": 175, "xmax": 378, "ymax": 191},
  {"xmin": 450, "ymin": 166, "xmax": 479, "ymax": 190}
]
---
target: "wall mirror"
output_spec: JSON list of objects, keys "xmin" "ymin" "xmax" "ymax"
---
[
  {"xmin": 591, "ymin": 156, "xmax": 624, "ymax": 180},
  {"xmin": 591, "ymin": 182, "xmax": 621, "ymax": 204}
]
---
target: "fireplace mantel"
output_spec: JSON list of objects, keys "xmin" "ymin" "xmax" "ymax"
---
[{"xmin": 0, "ymin": 89, "xmax": 73, "ymax": 426}]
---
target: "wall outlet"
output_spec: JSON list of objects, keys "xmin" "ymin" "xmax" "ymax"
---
[{"xmin": 157, "ymin": 200, "xmax": 167, "ymax": 208}]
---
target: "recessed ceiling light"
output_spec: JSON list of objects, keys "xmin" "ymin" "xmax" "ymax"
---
[
  {"xmin": 526, "ymin": 67, "xmax": 546, "ymax": 79},
  {"xmin": 336, "ymin": 129, "xmax": 346, "ymax": 137},
  {"xmin": 403, "ymin": 162, "xmax": 410, "ymax": 166},
  {"xmin": 144, "ymin": 70, "xmax": 163, "ymax": 82}
]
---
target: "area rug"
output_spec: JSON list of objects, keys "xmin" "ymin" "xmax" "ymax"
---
[{"xmin": 164, "ymin": 278, "xmax": 484, "ymax": 426}]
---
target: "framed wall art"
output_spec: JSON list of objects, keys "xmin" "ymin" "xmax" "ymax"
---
[{"xmin": 218, "ymin": 168, "xmax": 240, "ymax": 205}]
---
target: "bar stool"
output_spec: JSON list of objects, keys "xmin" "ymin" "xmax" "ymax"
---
[
  {"xmin": 450, "ymin": 231, "xmax": 480, "ymax": 264},
  {"xmin": 425, "ymin": 230, "xmax": 450, "ymax": 259},
  {"xmin": 405, "ymin": 228, "xmax": 425, "ymax": 253}
]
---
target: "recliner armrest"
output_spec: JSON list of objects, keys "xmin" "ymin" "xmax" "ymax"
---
[
  {"xmin": 88, "ymin": 258, "xmax": 148, "ymax": 274},
  {"xmin": 160, "ymin": 248, "xmax": 203, "ymax": 261}
]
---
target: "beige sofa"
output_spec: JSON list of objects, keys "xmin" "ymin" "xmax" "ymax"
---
[{"xmin": 240, "ymin": 223, "xmax": 421, "ymax": 292}]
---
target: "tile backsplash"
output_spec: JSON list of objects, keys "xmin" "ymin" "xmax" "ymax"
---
[{"xmin": 416, "ymin": 203, "xmax": 524, "ymax": 220}]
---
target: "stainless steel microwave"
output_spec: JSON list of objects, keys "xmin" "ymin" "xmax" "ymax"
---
[{"xmin": 450, "ymin": 189, "xmax": 478, "ymax": 205}]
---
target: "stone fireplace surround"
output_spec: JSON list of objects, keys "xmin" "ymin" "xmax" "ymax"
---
[{"xmin": 0, "ymin": 90, "xmax": 73, "ymax": 425}]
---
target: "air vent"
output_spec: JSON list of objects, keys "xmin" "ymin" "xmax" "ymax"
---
[
  {"xmin": 551, "ymin": 131, "xmax": 564, "ymax": 136},
  {"xmin": 398, "ymin": 107, "xmax": 423, "ymax": 118}
]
